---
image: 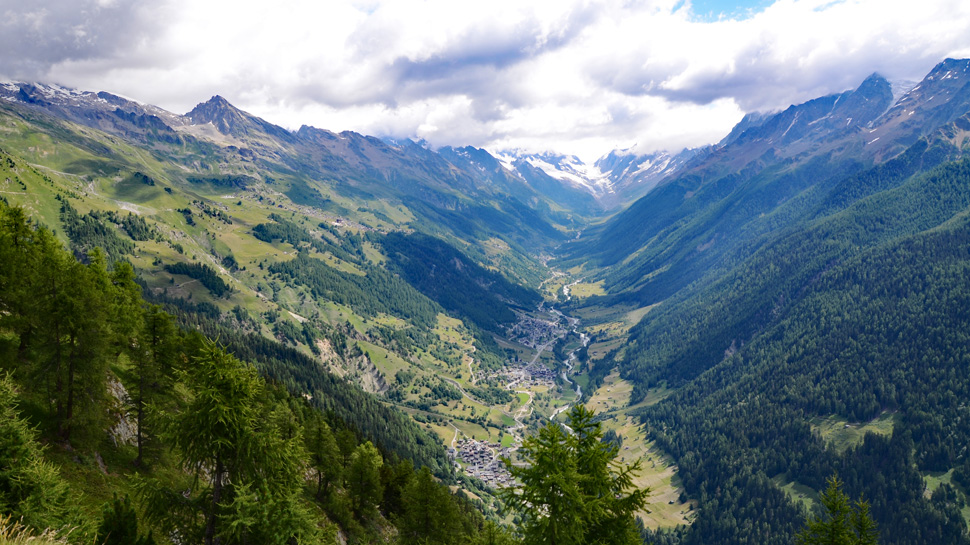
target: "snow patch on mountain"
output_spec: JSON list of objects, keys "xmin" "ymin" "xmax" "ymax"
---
[
  {"xmin": 889, "ymin": 78, "xmax": 921, "ymax": 107},
  {"xmin": 492, "ymin": 150, "xmax": 613, "ymax": 195}
]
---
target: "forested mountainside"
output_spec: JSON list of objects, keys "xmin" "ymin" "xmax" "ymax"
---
[
  {"xmin": 567, "ymin": 61, "xmax": 970, "ymax": 301},
  {"xmin": 562, "ymin": 59, "xmax": 970, "ymax": 544},
  {"xmin": 6, "ymin": 57, "xmax": 970, "ymax": 545},
  {"xmin": 0, "ymin": 199, "xmax": 514, "ymax": 544},
  {"xmin": 0, "ymin": 83, "xmax": 568, "ymax": 544}
]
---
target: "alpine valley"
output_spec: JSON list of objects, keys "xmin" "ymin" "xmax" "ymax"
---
[{"xmin": 3, "ymin": 57, "xmax": 970, "ymax": 545}]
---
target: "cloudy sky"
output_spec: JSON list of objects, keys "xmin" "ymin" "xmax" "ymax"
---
[{"xmin": 2, "ymin": 0, "xmax": 970, "ymax": 162}]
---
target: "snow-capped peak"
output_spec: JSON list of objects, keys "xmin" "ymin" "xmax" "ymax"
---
[{"xmin": 491, "ymin": 150, "xmax": 613, "ymax": 195}]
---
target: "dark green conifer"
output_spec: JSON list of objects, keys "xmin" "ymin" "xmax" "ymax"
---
[
  {"xmin": 796, "ymin": 475, "xmax": 879, "ymax": 545},
  {"xmin": 502, "ymin": 405, "xmax": 648, "ymax": 545}
]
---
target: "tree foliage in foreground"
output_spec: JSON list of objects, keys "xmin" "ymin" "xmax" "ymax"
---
[
  {"xmin": 502, "ymin": 405, "xmax": 648, "ymax": 545},
  {"xmin": 796, "ymin": 475, "xmax": 878, "ymax": 545},
  {"xmin": 0, "ymin": 375, "xmax": 72, "ymax": 533},
  {"xmin": 0, "ymin": 199, "xmax": 515, "ymax": 544},
  {"xmin": 138, "ymin": 339, "xmax": 317, "ymax": 545}
]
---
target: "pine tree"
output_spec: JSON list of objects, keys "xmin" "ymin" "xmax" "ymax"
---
[
  {"xmin": 796, "ymin": 475, "xmax": 879, "ymax": 545},
  {"xmin": 138, "ymin": 340, "xmax": 317, "ymax": 544},
  {"xmin": 502, "ymin": 405, "xmax": 648, "ymax": 545},
  {"xmin": 346, "ymin": 441, "xmax": 384, "ymax": 520}
]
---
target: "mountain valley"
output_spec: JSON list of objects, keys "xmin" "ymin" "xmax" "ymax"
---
[{"xmin": 3, "ymin": 56, "xmax": 970, "ymax": 544}]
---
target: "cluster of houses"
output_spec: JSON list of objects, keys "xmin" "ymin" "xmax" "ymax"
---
[
  {"xmin": 472, "ymin": 358, "xmax": 557, "ymax": 391},
  {"xmin": 450, "ymin": 439, "xmax": 514, "ymax": 488},
  {"xmin": 505, "ymin": 316, "xmax": 563, "ymax": 349},
  {"xmin": 504, "ymin": 360, "xmax": 556, "ymax": 389}
]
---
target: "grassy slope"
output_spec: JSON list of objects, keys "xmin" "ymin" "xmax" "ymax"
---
[
  {"xmin": 585, "ymin": 372, "xmax": 688, "ymax": 528},
  {"xmin": 1, "ymin": 102, "xmax": 630, "ymax": 525},
  {"xmin": 560, "ymin": 291, "xmax": 690, "ymax": 529}
]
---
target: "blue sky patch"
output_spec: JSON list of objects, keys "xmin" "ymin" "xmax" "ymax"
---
[{"xmin": 676, "ymin": 0, "xmax": 777, "ymax": 21}]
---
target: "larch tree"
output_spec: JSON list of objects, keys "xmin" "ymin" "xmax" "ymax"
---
[
  {"xmin": 139, "ymin": 339, "xmax": 316, "ymax": 545},
  {"xmin": 306, "ymin": 415, "xmax": 342, "ymax": 500},
  {"xmin": 796, "ymin": 475, "xmax": 879, "ymax": 545},
  {"xmin": 131, "ymin": 304, "xmax": 180, "ymax": 467},
  {"xmin": 346, "ymin": 441, "xmax": 384, "ymax": 520},
  {"xmin": 399, "ymin": 465, "xmax": 461, "ymax": 544},
  {"xmin": 502, "ymin": 404, "xmax": 648, "ymax": 545}
]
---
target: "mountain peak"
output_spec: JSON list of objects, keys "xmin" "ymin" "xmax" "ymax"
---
[
  {"xmin": 185, "ymin": 95, "xmax": 291, "ymax": 141},
  {"xmin": 717, "ymin": 69, "xmax": 894, "ymax": 155},
  {"xmin": 186, "ymin": 95, "xmax": 242, "ymax": 125},
  {"xmin": 928, "ymin": 58, "xmax": 970, "ymax": 79},
  {"xmin": 857, "ymin": 72, "xmax": 891, "ymax": 94},
  {"xmin": 830, "ymin": 71, "xmax": 893, "ymax": 125}
]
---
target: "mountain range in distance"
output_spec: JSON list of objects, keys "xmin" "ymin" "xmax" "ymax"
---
[
  {"xmin": 4, "ymin": 54, "xmax": 970, "ymax": 545},
  {"xmin": 4, "ymin": 60, "xmax": 950, "ymax": 221},
  {"xmin": 0, "ymin": 78, "xmax": 821, "ymax": 216},
  {"xmin": 0, "ymin": 79, "xmax": 677, "ymax": 213}
]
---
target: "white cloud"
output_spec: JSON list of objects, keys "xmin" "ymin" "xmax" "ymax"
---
[{"xmin": 6, "ymin": 0, "xmax": 970, "ymax": 163}]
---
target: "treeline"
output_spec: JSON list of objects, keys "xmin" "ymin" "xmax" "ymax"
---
[
  {"xmin": 59, "ymin": 198, "xmax": 162, "ymax": 261},
  {"xmin": 143, "ymin": 277, "xmax": 452, "ymax": 478},
  {"xmin": 186, "ymin": 173, "xmax": 256, "ymax": 188},
  {"xmin": 253, "ymin": 213, "xmax": 364, "ymax": 264},
  {"xmin": 623, "ymin": 155, "xmax": 970, "ymax": 543},
  {"xmin": 270, "ymin": 252, "xmax": 440, "ymax": 328},
  {"xmin": 0, "ymin": 200, "xmax": 514, "ymax": 544},
  {"xmin": 467, "ymin": 384, "xmax": 514, "ymax": 405},
  {"xmin": 376, "ymin": 232, "xmax": 540, "ymax": 333},
  {"xmin": 163, "ymin": 261, "xmax": 231, "ymax": 297},
  {"xmin": 59, "ymin": 198, "xmax": 134, "ymax": 261}
]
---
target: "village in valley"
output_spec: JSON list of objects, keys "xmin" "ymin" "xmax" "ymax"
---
[
  {"xmin": 442, "ymin": 303, "xmax": 586, "ymax": 489},
  {"xmin": 450, "ymin": 438, "xmax": 516, "ymax": 488}
]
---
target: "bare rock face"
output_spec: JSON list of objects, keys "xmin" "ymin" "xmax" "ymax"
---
[
  {"xmin": 107, "ymin": 377, "xmax": 136, "ymax": 447},
  {"xmin": 95, "ymin": 451, "xmax": 108, "ymax": 475},
  {"xmin": 355, "ymin": 354, "xmax": 389, "ymax": 395}
]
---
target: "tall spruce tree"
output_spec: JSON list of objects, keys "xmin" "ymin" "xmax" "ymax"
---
[
  {"xmin": 796, "ymin": 475, "xmax": 879, "ymax": 545},
  {"xmin": 502, "ymin": 405, "xmax": 648, "ymax": 545},
  {"xmin": 139, "ymin": 340, "xmax": 317, "ymax": 545}
]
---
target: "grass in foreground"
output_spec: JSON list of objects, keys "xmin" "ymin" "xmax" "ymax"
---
[{"xmin": 0, "ymin": 517, "xmax": 67, "ymax": 545}]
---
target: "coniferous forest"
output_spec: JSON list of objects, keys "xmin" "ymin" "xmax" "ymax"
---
[
  {"xmin": 0, "ymin": 200, "xmax": 515, "ymax": 544},
  {"xmin": 4, "ymin": 49, "xmax": 970, "ymax": 545},
  {"xmin": 615, "ymin": 152, "xmax": 970, "ymax": 545}
]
